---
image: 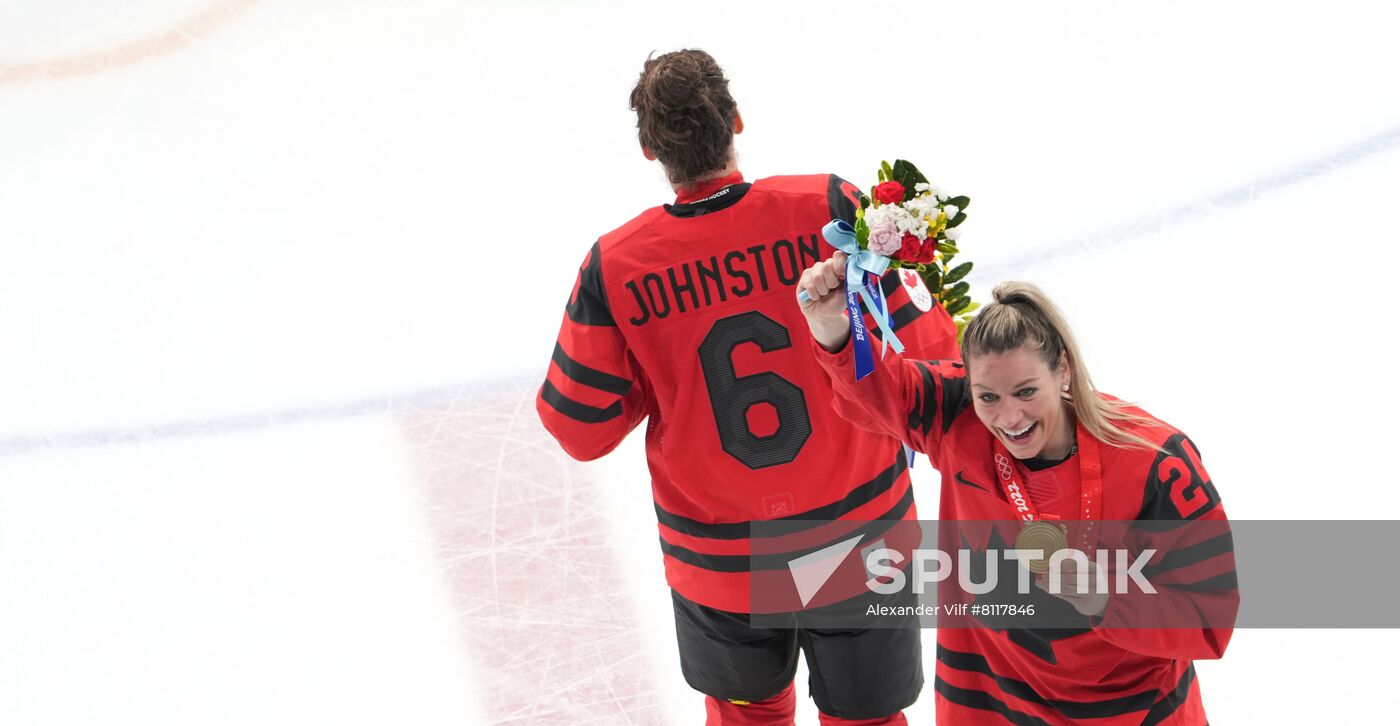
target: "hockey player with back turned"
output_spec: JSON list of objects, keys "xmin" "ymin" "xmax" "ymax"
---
[{"xmin": 536, "ymin": 49, "xmax": 960, "ymax": 724}]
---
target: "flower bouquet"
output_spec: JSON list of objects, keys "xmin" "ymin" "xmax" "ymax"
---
[
  {"xmin": 860, "ymin": 160, "xmax": 978, "ymax": 335},
  {"xmin": 802, "ymin": 159, "xmax": 975, "ymax": 379}
]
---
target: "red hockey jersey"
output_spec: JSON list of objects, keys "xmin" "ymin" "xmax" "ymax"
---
[
  {"xmin": 538, "ymin": 172, "xmax": 960, "ymax": 613},
  {"xmin": 814, "ymin": 337, "xmax": 1237, "ymax": 725}
]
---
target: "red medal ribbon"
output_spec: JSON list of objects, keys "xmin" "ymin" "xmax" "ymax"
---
[{"xmin": 992, "ymin": 421, "xmax": 1103, "ymax": 551}]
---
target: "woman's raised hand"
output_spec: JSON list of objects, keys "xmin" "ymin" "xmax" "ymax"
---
[{"xmin": 797, "ymin": 251, "xmax": 852, "ymax": 353}]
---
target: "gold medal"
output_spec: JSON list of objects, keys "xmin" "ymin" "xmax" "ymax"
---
[{"xmin": 1014, "ymin": 521, "xmax": 1068, "ymax": 574}]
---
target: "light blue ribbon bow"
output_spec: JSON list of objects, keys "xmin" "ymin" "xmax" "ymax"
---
[{"xmin": 798, "ymin": 220, "xmax": 905, "ymax": 379}]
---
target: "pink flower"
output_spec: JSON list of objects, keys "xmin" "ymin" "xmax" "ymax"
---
[{"xmin": 867, "ymin": 219, "xmax": 903, "ymax": 256}]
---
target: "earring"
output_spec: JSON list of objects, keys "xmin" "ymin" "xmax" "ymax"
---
[{"xmin": 1062, "ymin": 383, "xmax": 1070, "ymax": 392}]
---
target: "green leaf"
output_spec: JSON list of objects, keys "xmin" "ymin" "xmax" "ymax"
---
[
  {"xmin": 961, "ymin": 302, "xmax": 981, "ymax": 314},
  {"xmin": 946, "ymin": 212, "xmax": 968, "ymax": 228},
  {"xmin": 947, "ymin": 195, "xmax": 970, "ymax": 210},
  {"xmin": 937, "ymin": 242, "xmax": 959, "ymax": 255},
  {"xmin": 859, "ymin": 194, "xmax": 871, "ymax": 210},
  {"xmin": 880, "ymin": 160, "xmax": 894, "ymax": 183},
  {"xmin": 943, "ymin": 261, "xmax": 973, "ymax": 285},
  {"xmin": 947, "ymin": 295, "xmax": 972, "ymax": 315},
  {"xmin": 894, "ymin": 159, "xmax": 928, "ymax": 181},
  {"xmin": 922, "ymin": 266, "xmax": 942, "ymax": 291},
  {"xmin": 947, "ymin": 281, "xmax": 970, "ymax": 299},
  {"xmin": 890, "ymin": 159, "xmax": 929, "ymax": 200}
]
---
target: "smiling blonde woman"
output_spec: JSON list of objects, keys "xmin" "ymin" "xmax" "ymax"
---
[{"xmin": 798, "ymin": 259, "xmax": 1238, "ymax": 726}]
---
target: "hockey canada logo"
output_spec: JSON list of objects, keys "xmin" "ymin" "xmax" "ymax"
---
[{"xmin": 900, "ymin": 270, "xmax": 934, "ymax": 312}]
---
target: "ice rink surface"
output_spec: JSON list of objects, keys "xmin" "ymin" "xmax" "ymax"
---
[{"xmin": 2, "ymin": 1, "xmax": 1398, "ymax": 723}]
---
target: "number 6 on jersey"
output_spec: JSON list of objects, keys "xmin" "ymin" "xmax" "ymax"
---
[{"xmin": 697, "ymin": 311, "xmax": 812, "ymax": 469}]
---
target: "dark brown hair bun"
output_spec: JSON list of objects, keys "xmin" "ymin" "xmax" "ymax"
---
[{"xmin": 629, "ymin": 49, "xmax": 738, "ymax": 186}]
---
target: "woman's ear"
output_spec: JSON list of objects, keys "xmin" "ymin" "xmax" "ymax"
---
[
  {"xmin": 732, "ymin": 109, "xmax": 744, "ymax": 134},
  {"xmin": 641, "ymin": 145, "xmax": 657, "ymax": 161}
]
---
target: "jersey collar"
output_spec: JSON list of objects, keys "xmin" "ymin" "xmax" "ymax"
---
[
  {"xmin": 666, "ymin": 172, "xmax": 749, "ymax": 218},
  {"xmin": 675, "ymin": 171, "xmax": 745, "ymax": 203}
]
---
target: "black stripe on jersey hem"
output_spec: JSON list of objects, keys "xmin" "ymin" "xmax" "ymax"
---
[
  {"xmin": 654, "ymin": 449, "xmax": 908, "ymax": 541},
  {"xmin": 664, "ymin": 183, "xmax": 751, "ymax": 218},
  {"xmin": 1169, "ymin": 570, "xmax": 1239, "ymax": 592},
  {"xmin": 551, "ymin": 343, "xmax": 632, "ymax": 396},
  {"xmin": 1142, "ymin": 664, "xmax": 1196, "ymax": 726},
  {"xmin": 936, "ymin": 646, "xmax": 1157, "ymax": 718},
  {"xmin": 565, "ymin": 240, "xmax": 617, "ymax": 327},
  {"xmin": 933, "ymin": 676, "xmax": 1052, "ymax": 726},
  {"xmin": 540, "ymin": 380, "xmax": 622, "ymax": 423},
  {"xmin": 1141, "ymin": 532, "xmax": 1234, "ymax": 579},
  {"xmin": 658, "ymin": 485, "xmax": 915, "ymax": 573},
  {"xmin": 1003, "ymin": 627, "xmax": 1090, "ymax": 665}
]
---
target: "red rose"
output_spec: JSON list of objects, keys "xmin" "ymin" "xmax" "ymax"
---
[
  {"xmin": 897, "ymin": 233, "xmax": 922, "ymax": 261},
  {"xmin": 874, "ymin": 181, "xmax": 906, "ymax": 205},
  {"xmin": 917, "ymin": 239, "xmax": 938, "ymax": 264}
]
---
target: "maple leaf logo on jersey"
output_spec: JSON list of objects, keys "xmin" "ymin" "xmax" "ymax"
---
[{"xmin": 900, "ymin": 270, "xmax": 934, "ymax": 312}]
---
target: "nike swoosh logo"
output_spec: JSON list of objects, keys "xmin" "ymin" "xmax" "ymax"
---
[{"xmin": 955, "ymin": 471, "xmax": 990, "ymax": 492}]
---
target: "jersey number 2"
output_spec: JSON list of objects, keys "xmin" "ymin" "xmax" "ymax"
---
[{"xmin": 698, "ymin": 311, "xmax": 812, "ymax": 469}]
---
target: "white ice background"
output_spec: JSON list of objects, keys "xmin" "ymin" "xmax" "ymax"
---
[{"xmin": 2, "ymin": 0, "xmax": 1398, "ymax": 723}]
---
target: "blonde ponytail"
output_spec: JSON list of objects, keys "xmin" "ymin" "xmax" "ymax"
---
[{"xmin": 961, "ymin": 282, "xmax": 1165, "ymax": 452}]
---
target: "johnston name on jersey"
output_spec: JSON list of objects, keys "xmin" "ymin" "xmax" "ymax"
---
[{"xmin": 538, "ymin": 172, "xmax": 960, "ymax": 613}]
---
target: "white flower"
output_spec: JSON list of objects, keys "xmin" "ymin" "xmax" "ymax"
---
[
  {"xmin": 944, "ymin": 227, "xmax": 962, "ymax": 241},
  {"xmin": 863, "ymin": 202, "xmax": 897, "ymax": 228},
  {"xmin": 866, "ymin": 202, "xmax": 927, "ymax": 245},
  {"xmin": 903, "ymin": 195, "xmax": 940, "ymax": 220},
  {"xmin": 865, "ymin": 203, "xmax": 910, "ymax": 232},
  {"xmin": 942, "ymin": 204, "xmax": 960, "ymax": 218},
  {"xmin": 914, "ymin": 182, "xmax": 931, "ymax": 192},
  {"xmin": 894, "ymin": 207, "xmax": 926, "ymax": 238}
]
